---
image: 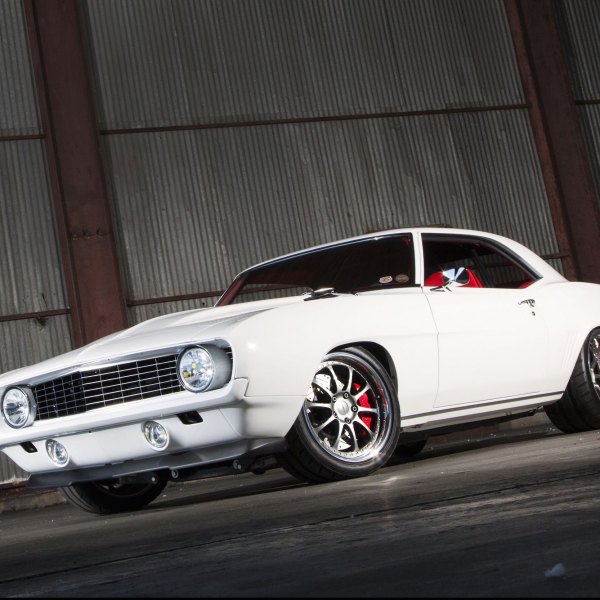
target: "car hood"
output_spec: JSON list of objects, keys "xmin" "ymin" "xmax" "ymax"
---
[{"xmin": 0, "ymin": 297, "xmax": 300, "ymax": 386}]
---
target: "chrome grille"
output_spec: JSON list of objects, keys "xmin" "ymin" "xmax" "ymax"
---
[{"xmin": 32, "ymin": 354, "xmax": 184, "ymax": 420}]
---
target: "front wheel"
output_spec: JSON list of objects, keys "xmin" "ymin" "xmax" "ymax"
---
[
  {"xmin": 61, "ymin": 473, "xmax": 168, "ymax": 514},
  {"xmin": 279, "ymin": 347, "xmax": 401, "ymax": 483}
]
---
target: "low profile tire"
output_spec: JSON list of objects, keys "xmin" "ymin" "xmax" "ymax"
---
[
  {"xmin": 61, "ymin": 473, "xmax": 168, "ymax": 515},
  {"xmin": 545, "ymin": 327, "xmax": 600, "ymax": 433},
  {"xmin": 279, "ymin": 347, "xmax": 401, "ymax": 483}
]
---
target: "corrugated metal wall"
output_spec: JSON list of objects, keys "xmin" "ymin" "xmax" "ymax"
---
[
  {"xmin": 555, "ymin": 0, "xmax": 600, "ymax": 206},
  {"xmin": 80, "ymin": 0, "xmax": 560, "ymax": 319},
  {"xmin": 84, "ymin": 0, "xmax": 523, "ymax": 125},
  {"xmin": 0, "ymin": 1, "xmax": 71, "ymax": 482}
]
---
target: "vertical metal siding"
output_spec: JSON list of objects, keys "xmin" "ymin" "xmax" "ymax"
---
[
  {"xmin": 577, "ymin": 105, "xmax": 600, "ymax": 207},
  {"xmin": 0, "ymin": 317, "xmax": 73, "ymax": 375},
  {"xmin": 0, "ymin": 0, "xmax": 41, "ymax": 135},
  {"xmin": 555, "ymin": 0, "xmax": 600, "ymax": 102},
  {"xmin": 0, "ymin": 454, "xmax": 26, "ymax": 484},
  {"xmin": 82, "ymin": 0, "xmax": 523, "ymax": 129},
  {"xmin": 103, "ymin": 109, "xmax": 557, "ymax": 318},
  {"xmin": 0, "ymin": 141, "xmax": 67, "ymax": 315}
]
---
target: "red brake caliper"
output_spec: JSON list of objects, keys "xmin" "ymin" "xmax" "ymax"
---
[{"xmin": 354, "ymin": 382, "xmax": 372, "ymax": 435}]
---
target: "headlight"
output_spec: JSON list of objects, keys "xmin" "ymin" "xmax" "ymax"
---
[
  {"xmin": 177, "ymin": 346, "xmax": 215, "ymax": 392},
  {"xmin": 177, "ymin": 345, "xmax": 233, "ymax": 393},
  {"xmin": 2, "ymin": 387, "xmax": 36, "ymax": 428}
]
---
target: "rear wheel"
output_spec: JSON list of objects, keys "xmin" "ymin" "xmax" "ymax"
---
[
  {"xmin": 279, "ymin": 347, "xmax": 401, "ymax": 483},
  {"xmin": 545, "ymin": 327, "xmax": 600, "ymax": 433},
  {"xmin": 61, "ymin": 473, "xmax": 168, "ymax": 514}
]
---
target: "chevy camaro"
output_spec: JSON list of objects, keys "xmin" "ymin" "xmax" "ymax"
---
[{"xmin": 1, "ymin": 227, "xmax": 599, "ymax": 514}]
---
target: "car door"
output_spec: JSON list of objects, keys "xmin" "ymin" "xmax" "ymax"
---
[{"xmin": 421, "ymin": 233, "xmax": 547, "ymax": 407}]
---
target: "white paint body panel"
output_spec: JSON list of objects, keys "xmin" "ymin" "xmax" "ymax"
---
[{"xmin": 426, "ymin": 286, "xmax": 546, "ymax": 406}]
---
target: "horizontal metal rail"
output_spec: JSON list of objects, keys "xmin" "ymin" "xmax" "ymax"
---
[
  {"xmin": 99, "ymin": 104, "xmax": 529, "ymax": 136},
  {"xmin": 0, "ymin": 308, "xmax": 70, "ymax": 323}
]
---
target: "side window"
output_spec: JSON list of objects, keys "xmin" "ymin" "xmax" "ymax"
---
[{"xmin": 422, "ymin": 236, "xmax": 537, "ymax": 289}]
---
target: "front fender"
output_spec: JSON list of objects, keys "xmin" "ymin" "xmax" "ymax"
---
[{"xmin": 228, "ymin": 292, "xmax": 438, "ymax": 419}]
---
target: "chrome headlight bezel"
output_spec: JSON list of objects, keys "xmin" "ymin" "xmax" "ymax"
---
[
  {"xmin": 1, "ymin": 386, "xmax": 36, "ymax": 429},
  {"xmin": 176, "ymin": 344, "xmax": 233, "ymax": 393}
]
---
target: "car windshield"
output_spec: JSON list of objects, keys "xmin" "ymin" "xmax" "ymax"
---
[{"xmin": 218, "ymin": 234, "xmax": 414, "ymax": 305}]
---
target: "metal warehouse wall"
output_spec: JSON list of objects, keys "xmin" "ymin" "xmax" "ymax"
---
[
  {"xmin": 79, "ymin": 0, "xmax": 560, "ymax": 321},
  {"xmin": 555, "ymin": 0, "xmax": 600, "ymax": 205}
]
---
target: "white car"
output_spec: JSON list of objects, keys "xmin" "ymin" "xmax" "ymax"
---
[{"xmin": 1, "ymin": 227, "xmax": 599, "ymax": 514}]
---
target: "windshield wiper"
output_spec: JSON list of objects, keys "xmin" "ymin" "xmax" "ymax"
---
[
  {"xmin": 304, "ymin": 288, "xmax": 359, "ymax": 301},
  {"xmin": 304, "ymin": 287, "xmax": 336, "ymax": 300}
]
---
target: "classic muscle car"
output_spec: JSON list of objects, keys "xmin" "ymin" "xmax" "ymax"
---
[{"xmin": 1, "ymin": 227, "xmax": 599, "ymax": 513}]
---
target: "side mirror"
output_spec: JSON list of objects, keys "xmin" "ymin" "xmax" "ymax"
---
[{"xmin": 441, "ymin": 267, "xmax": 471, "ymax": 287}]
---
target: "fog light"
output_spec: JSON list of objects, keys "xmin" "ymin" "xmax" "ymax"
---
[
  {"xmin": 143, "ymin": 421, "xmax": 169, "ymax": 450},
  {"xmin": 46, "ymin": 439, "xmax": 69, "ymax": 466}
]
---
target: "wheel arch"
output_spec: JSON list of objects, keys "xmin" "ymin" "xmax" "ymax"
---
[{"xmin": 329, "ymin": 341, "xmax": 398, "ymax": 390}]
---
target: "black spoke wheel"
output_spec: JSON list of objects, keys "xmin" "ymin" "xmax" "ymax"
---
[
  {"xmin": 61, "ymin": 473, "xmax": 168, "ymax": 514},
  {"xmin": 279, "ymin": 346, "xmax": 401, "ymax": 483}
]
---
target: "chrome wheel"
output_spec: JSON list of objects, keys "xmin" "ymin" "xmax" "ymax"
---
[
  {"xmin": 280, "ymin": 347, "xmax": 401, "ymax": 482},
  {"xmin": 303, "ymin": 356, "xmax": 394, "ymax": 463}
]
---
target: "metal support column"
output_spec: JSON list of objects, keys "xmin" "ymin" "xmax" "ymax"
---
[
  {"xmin": 505, "ymin": 0, "xmax": 600, "ymax": 283},
  {"xmin": 24, "ymin": 0, "xmax": 128, "ymax": 345}
]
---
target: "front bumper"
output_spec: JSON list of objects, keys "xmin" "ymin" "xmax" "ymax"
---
[{"xmin": 0, "ymin": 378, "xmax": 304, "ymax": 486}]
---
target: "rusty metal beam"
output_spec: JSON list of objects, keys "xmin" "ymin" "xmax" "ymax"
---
[
  {"xmin": 0, "ymin": 309, "xmax": 70, "ymax": 324},
  {"xmin": 99, "ymin": 103, "xmax": 529, "ymax": 136},
  {"xmin": 24, "ymin": 0, "xmax": 128, "ymax": 345},
  {"xmin": 505, "ymin": 0, "xmax": 600, "ymax": 283}
]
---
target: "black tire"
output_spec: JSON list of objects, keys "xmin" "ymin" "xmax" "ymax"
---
[
  {"xmin": 395, "ymin": 439, "xmax": 427, "ymax": 459},
  {"xmin": 545, "ymin": 327, "xmax": 600, "ymax": 433},
  {"xmin": 61, "ymin": 473, "xmax": 168, "ymax": 515},
  {"xmin": 279, "ymin": 346, "xmax": 401, "ymax": 483}
]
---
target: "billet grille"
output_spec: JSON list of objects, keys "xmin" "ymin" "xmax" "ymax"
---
[{"xmin": 32, "ymin": 354, "xmax": 184, "ymax": 421}]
